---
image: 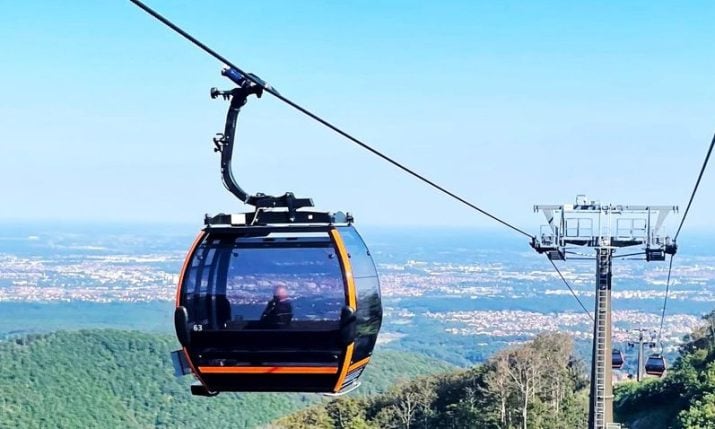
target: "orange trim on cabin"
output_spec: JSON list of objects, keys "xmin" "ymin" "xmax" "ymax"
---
[
  {"xmin": 348, "ymin": 356, "xmax": 370, "ymax": 372},
  {"xmin": 198, "ymin": 366, "xmax": 339, "ymax": 375},
  {"xmin": 333, "ymin": 342, "xmax": 355, "ymax": 392},
  {"xmin": 329, "ymin": 228, "xmax": 358, "ymax": 392},
  {"xmin": 329, "ymin": 228, "xmax": 357, "ymax": 309}
]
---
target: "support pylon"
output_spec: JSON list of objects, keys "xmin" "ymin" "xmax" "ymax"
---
[{"xmin": 532, "ymin": 195, "xmax": 677, "ymax": 429}]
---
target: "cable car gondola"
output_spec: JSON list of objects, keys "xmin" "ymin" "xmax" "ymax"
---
[
  {"xmin": 644, "ymin": 353, "xmax": 666, "ymax": 377},
  {"xmin": 171, "ymin": 68, "xmax": 382, "ymax": 396},
  {"xmin": 611, "ymin": 348, "xmax": 624, "ymax": 369}
]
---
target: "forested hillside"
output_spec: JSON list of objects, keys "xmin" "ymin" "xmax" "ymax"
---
[
  {"xmin": 4, "ymin": 316, "xmax": 714, "ymax": 429},
  {"xmin": 270, "ymin": 312, "xmax": 715, "ymax": 429},
  {"xmin": 276, "ymin": 333, "xmax": 589, "ymax": 429},
  {"xmin": 0, "ymin": 330, "xmax": 451, "ymax": 429},
  {"xmin": 614, "ymin": 311, "xmax": 715, "ymax": 429}
]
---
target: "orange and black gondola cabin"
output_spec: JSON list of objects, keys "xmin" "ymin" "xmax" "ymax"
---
[
  {"xmin": 644, "ymin": 353, "xmax": 666, "ymax": 377},
  {"xmin": 172, "ymin": 211, "xmax": 382, "ymax": 396}
]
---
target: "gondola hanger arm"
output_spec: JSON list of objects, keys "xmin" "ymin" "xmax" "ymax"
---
[
  {"xmin": 128, "ymin": 0, "xmax": 534, "ymax": 239},
  {"xmin": 210, "ymin": 69, "xmax": 314, "ymax": 212}
]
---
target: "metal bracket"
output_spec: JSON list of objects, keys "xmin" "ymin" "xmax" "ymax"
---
[
  {"xmin": 170, "ymin": 350, "xmax": 192, "ymax": 377},
  {"xmin": 211, "ymin": 67, "xmax": 313, "ymax": 215},
  {"xmin": 665, "ymin": 242, "xmax": 678, "ymax": 255},
  {"xmin": 204, "ymin": 210, "xmax": 352, "ymax": 226},
  {"xmin": 322, "ymin": 381, "xmax": 361, "ymax": 397}
]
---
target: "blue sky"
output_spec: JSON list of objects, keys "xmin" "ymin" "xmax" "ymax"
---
[{"xmin": 1, "ymin": 1, "xmax": 714, "ymax": 235}]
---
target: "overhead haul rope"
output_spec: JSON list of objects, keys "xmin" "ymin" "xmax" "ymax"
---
[
  {"xmin": 657, "ymin": 132, "xmax": 715, "ymax": 344},
  {"xmin": 129, "ymin": 0, "xmax": 597, "ymax": 319},
  {"xmin": 548, "ymin": 259, "xmax": 594, "ymax": 321},
  {"xmin": 129, "ymin": 0, "xmax": 531, "ymax": 239}
]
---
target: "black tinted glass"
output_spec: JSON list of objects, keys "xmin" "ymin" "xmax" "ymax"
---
[
  {"xmin": 181, "ymin": 233, "xmax": 346, "ymax": 328},
  {"xmin": 338, "ymin": 226, "xmax": 377, "ymax": 279}
]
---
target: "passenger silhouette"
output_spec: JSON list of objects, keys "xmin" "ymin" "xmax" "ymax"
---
[{"xmin": 261, "ymin": 285, "xmax": 293, "ymax": 327}]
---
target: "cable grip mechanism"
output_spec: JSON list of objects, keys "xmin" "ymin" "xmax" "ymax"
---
[{"xmin": 210, "ymin": 67, "xmax": 313, "ymax": 217}]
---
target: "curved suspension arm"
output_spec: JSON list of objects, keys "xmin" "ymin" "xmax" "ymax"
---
[
  {"xmin": 213, "ymin": 84, "xmax": 262, "ymax": 205},
  {"xmin": 211, "ymin": 68, "xmax": 314, "ymax": 211}
]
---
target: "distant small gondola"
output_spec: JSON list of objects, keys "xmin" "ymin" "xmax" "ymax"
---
[
  {"xmin": 611, "ymin": 348, "xmax": 624, "ymax": 369},
  {"xmin": 171, "ymin": 67, "xmax": 382, "ymax": 396},
  {"xmin": 644, "ymin": 354, "xmax": 666, "ymax": 377}
]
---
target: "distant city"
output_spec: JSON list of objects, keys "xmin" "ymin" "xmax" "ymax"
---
[{"xmin": 1, "ymin": 225, "xmax": 713, "ymax": 360}]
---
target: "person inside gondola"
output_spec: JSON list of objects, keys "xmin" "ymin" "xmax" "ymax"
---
[{"xmin": 261, "ymin": 285, "xmax": 293, "ymax": 327}]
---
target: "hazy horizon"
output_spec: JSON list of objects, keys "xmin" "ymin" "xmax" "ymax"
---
[{"xmin": 2, "ymin": 1, "xmax": 714, "ymax": 228}]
